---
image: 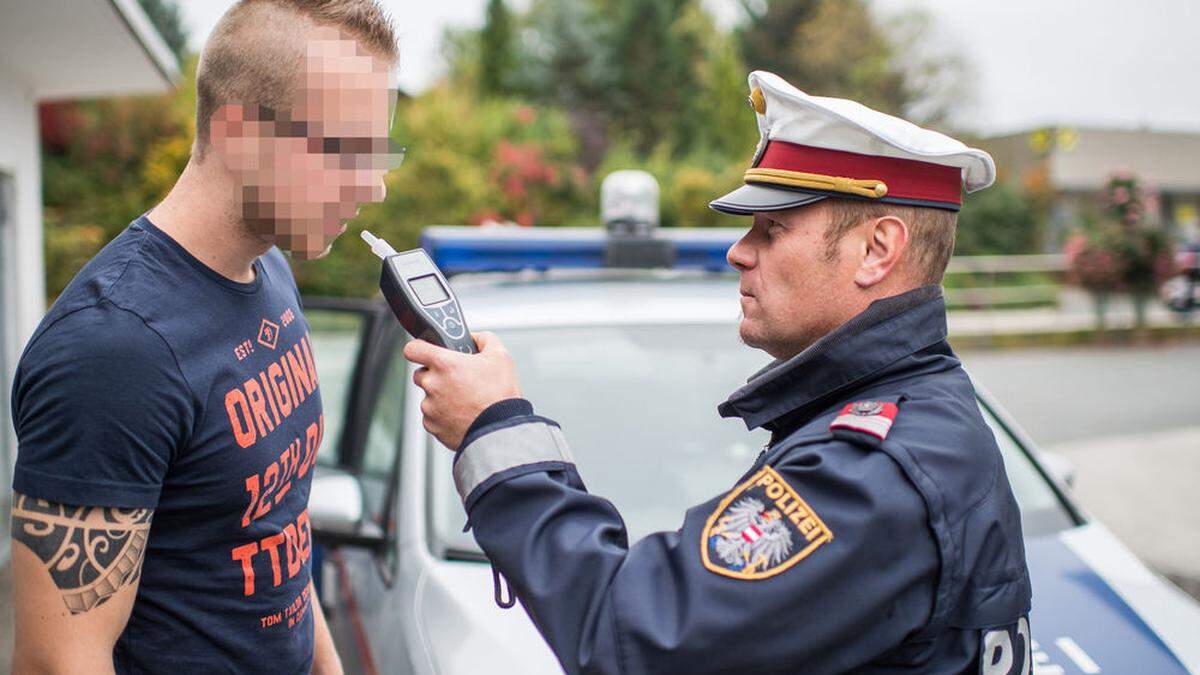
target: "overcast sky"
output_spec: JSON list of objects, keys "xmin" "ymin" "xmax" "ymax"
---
[{"xmin": 179, "ymin": 0, "xmax": 1200, "ymax": 135}]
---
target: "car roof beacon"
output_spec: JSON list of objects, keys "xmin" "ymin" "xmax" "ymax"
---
[{"xmin": 361, "ymin": 230, "xmax": 477, "ymax": 354}]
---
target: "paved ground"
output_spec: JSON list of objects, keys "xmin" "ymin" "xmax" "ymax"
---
[
  {"xmin": 960, "ymin": 343, "xmax": 1200, "ymax": 445},
  {"xmin": 1046, "ymin": 427, "xmax": 1200, "ymax": 599},
  {"xmin": 960, "ymin": 343, "xmax": 1200, "ymax": 600}
]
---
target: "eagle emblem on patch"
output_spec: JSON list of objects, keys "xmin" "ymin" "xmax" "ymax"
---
[
  {"xmin": 830, "ymin": 400, "xmax": 899, "ymax": 440},
  {"xmin": 702, "ymin": 466, "xmax": 833, "ymax": 580},
  {"xmin": 850, "ymin": 400, "xmax": 884, "ymax": 416}
]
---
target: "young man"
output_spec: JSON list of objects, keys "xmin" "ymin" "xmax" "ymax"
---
[
  {"xmin": 10, "ymin": 1, "xmax": 400, "ymax": 672},
  {"xmin": 407, "ymin": 72, "xmax": 1033, "ymax": 673}
]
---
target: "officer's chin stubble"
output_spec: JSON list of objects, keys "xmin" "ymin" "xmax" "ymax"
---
[
  {"xmin": 729, "ymin": 207, "xmax": 847, "ymax": 361},
  {"xmin": 739, "ymin": 326, "xmax": 808, "ymax": 361},
  {"xmin": 736, "ymin": 275, "xmax": 839, "ymax": 360},
  {"xmin": 736, "ymin": 311, "xmax": 798, "ymax": 360}
]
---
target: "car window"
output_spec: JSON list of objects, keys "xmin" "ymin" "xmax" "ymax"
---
[
  {"xmin": 360, "ymin": 341, "xmax": 408, "ymax": 527},
  {"xmin": 429, "ymin": 323, "xmax": 1075, "ymax": 557},
  {"xmin": 978, "ymin": 403, "xmax": 1075, "ymax": 536},
  {"xmin": 430, "ymin": 323, "xmax": 772, "ymax": 556},
  {"xmin": 307, "ymin": 307, "xmax": 369, "ymax": 466},
  {"xmin": 363, "ymin": 344, "xmax": 406, "ymax": 476}
]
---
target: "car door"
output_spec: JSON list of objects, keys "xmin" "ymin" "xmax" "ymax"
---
[{"xmin": 305, "ymin": 296, "xmax": 416, "ymax": 674}]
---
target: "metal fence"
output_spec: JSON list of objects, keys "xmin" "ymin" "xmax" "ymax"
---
[{"xmin": 944, "ymin": 254, "xmax": 1067, "ymax": 310}]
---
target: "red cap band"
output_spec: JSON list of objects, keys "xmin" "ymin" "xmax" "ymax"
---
[{"xmin": 757, "ymin": 141, "xmax": 963, "ymax": 207}]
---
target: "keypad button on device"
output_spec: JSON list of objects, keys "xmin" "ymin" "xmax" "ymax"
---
[{"xmin": 443, "ymin": 318, "xmax": 464, "ymax": 337}]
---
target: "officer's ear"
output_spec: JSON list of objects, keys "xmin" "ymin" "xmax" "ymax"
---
[{"xmin": 854, "ymin": 215, "xmax": 909, "ymax": 288}]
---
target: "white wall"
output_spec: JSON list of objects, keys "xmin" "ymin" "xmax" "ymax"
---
[
  {"xmin": 0, "ymin": 62, "xmax": 46, "ymax": 562},
  {"xmin": 1050, "ymin": 129, "xmax": 1200, "ymax": 194},
  {"xmin": 0, "ymin": 65, "xmax": 45, "ymax": 348},
  {"xmin": 0, "ymin": 0, "xmax": 178, "ymax": 101}
]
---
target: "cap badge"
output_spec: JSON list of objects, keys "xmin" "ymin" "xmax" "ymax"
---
[{"xmin": 749, "ymin": 86, "xmax": 766, "ymax": 115}]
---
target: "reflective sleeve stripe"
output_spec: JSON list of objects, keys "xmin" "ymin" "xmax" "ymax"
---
[{"xmin": 453, "ymin": 421, "xmax": 574, "ymax": 503}]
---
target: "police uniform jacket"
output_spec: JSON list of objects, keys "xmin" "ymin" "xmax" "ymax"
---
[{"xmin": 450, "ymin": 284, "xmax": 1032, "ymax": 674}]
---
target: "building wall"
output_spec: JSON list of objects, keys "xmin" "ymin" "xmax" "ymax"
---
[
  {"xmin": 984, "ymin": 128, "xmax": 1200, "ymax": 249},
  {"xmin": 1049, "ymin": 129, "xmax": 1200, "ymax": 194},
  {"xmin": 987, "ymin": 128, "xmax": 1200, "ymax": 194},
  {"xmin": 0, "ymin": 63, "xmax": 47, "ymax": 563}
]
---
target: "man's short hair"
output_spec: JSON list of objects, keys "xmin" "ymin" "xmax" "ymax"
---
[
  {"xmin": 194, "ymin": 0, "xmax": 398, "ymax": 157},
  {"xmin": 823, "ymin": 199, "xmax": 957, "ymax": 286}
]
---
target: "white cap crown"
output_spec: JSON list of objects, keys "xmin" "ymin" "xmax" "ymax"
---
[{"xmin": 748, "ymin": 71, "xmax": 995, "ymax": 193}]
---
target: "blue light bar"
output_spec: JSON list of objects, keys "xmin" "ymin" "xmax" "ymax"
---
[{"xmin": 420, "ymin": 226, "xmax": 742, "ymax": 275}]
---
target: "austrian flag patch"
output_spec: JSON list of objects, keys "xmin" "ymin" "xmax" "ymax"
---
[{"xmin": 830, "ymin": 401, "xmax": 898, "ymax": 440}]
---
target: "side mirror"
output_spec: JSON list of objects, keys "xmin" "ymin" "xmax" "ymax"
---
[
  {"xmin": 310, "ymin": 467, "xmax": 386, "ymax": 551},
  {"xmin": 1040, "ymin": 452, "xmax": 1077, "ymax": 489}
]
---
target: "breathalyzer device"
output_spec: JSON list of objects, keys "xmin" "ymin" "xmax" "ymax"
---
[{"xmin": 361, "ymin": 231, "xmax": 478, "ymax": 354}]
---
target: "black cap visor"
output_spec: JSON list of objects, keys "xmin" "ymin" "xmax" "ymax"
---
[{"xmin": 708, "ymin": 183, "xmax": 827, "ymax": 216}]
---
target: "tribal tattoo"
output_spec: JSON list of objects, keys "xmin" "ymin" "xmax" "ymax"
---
[{"xmin": 10, "ymin": 492, "xmax": 152, "ymax": 614}]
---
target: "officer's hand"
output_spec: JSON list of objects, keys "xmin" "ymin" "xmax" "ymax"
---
[{"xmin": 403, "ymin": 332, "xmax": 523, "ymax": 451}]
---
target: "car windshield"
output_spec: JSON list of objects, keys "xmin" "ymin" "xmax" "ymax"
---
[{"xmin": 429, "ymin": 323, "xmax": 1074, "ymax": 558}]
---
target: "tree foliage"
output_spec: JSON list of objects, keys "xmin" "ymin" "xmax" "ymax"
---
[
  {"xmin": 955, "ymin": 182, "xmax": 1040, "ymax": 256},
  {"xmin": 294, "ymin": 85, "xmax": 594, "ymax": 297},
  {"xmin": 607, "ymin": 0, "xmax": 699, "ymax": 153},
  {"xmin": 137, "ymin": 0, "xmax": 189, "ymax": 63},
  {"xmin": 479, "ymin": 0, "xmax": 516, "ymax": 97},
  {"xmin": 736, "ymin": 0, "xmax": 821, "ymax": 81},
  {"xmin": 737, "ymin": 0, "xmax": 967, "ymax": 124},
  {"xmin": 42, "ymin": 0, "xmax": 997, "ymax": 301},
  {"xmin": 40, "ymin": 57, "xmax": 194, "ymax": 298},
  {"xmin": 1064, "ymin": 172, "xmax": 1176, "ymax": 298}
]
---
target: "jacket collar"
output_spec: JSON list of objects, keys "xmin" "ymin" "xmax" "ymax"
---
[{"xmin": 718, "ymin": 285, "xmax": 948, "ymax": 431}]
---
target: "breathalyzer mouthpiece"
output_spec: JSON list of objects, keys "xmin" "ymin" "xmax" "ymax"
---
[{"xmin": 361, "ymin": 230, "xmax": 399, "ymax": 260}]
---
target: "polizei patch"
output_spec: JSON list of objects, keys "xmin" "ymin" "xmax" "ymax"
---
[
  {"xmin": 702, "ymin": 466, "xmax": 833, "ymax": 580},
  {"xmin": 829, "ymin": 400, "xmax": 899, "ymax": 440}
]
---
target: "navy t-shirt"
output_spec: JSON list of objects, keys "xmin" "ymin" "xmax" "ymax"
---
[{"xmin": 12, "ymin": 216, "xmax": 323, "ymax": 673}]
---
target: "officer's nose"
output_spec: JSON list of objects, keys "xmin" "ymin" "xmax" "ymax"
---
[{"xmin": 727, "ymin": 228, "xmax": 756, "ymax": 271}]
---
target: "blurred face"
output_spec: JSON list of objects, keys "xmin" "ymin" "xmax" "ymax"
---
[
  {"xmin": 726, "ymin": 202, "xmax": 863, "ymax": 359},
  {"xmin": 213, "ymin": 28, "xmax": 401, "ymax": 259}
]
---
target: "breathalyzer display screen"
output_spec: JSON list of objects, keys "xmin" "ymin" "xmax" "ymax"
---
[{"xmin": 408, "ymin": 274, "xmax": 450, "ymax": 306}]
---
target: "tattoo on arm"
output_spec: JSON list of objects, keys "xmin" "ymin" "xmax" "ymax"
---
[{"xmin": 11, "ymin": 492, "xmax": 152, "ymax": 615}]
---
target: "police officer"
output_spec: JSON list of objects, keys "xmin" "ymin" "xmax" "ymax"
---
[{"xmin": 405, "ymin": 71, "xmax": 1032, "ymax": 674}]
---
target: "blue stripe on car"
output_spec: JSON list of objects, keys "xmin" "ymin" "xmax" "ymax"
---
[{"xmin": 1026, "ymin": 533, "xmax": 1188, "ymax": 673}]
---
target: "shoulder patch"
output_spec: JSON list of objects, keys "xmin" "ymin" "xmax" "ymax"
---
[
  {"xmin": 701, "ymin": 465, "xmax": 833, "ymax": 580},
  {"xmin": 830, "ymin": 400, "xmax": 898, "ymax": 440}
]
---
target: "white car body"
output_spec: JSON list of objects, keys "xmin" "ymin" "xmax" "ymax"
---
[{"xmin": 308, "ymin": 253, "xmax": 1200, "ymax": 675}]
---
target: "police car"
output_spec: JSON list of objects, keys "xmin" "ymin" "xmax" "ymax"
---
[{"xmin": 305, "ymin": 225, "xmax": 1200, "ymax": 675}]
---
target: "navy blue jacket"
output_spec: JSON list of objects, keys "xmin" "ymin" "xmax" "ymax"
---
[{"xmin": 450, "ymin": 286, "xmax": 1032, "ymax": 674}]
